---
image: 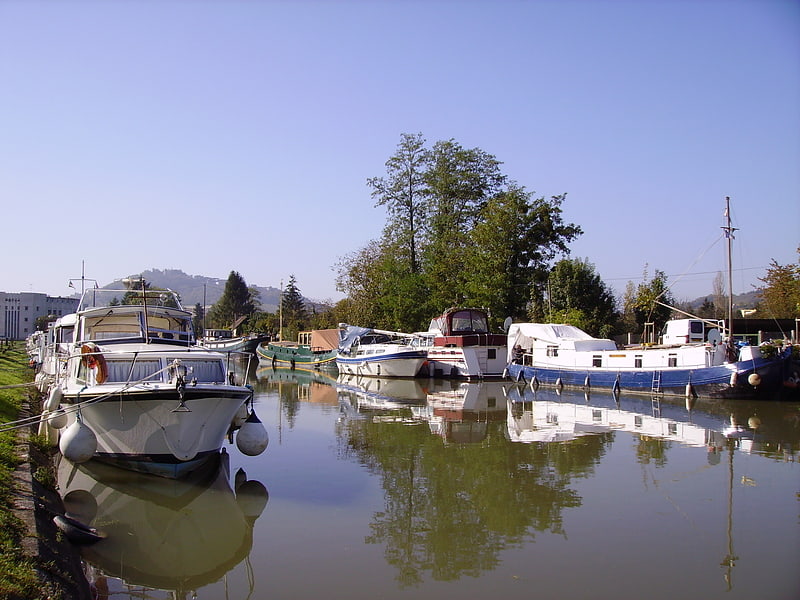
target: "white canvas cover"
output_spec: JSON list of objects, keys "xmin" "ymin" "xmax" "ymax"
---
[{"xmin": 506, "ymin": 323, "xmax": 616, "ymax": 361}]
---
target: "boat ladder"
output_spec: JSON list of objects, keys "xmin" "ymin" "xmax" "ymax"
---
[{"xmin": 651, "ymin": 371, "xmax": 663, "ymax": 394}]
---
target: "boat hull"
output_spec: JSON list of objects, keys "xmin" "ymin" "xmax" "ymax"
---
[
  {"xmin": 256, "ymin": 342, "xmax": 338, "ymax": 368},
  {"xmin": 505, "ymin": 354, "xmax": 794, "ymax": 399},
  {"xmin": 426, "ymin": 345, "xmax": 507, "ymax": 379},
  {"xmin": 336, "ymin": 350, "xmax": 427, "ymax": 378},
  {"xmin": 202, "ymin": 335, "xmax": 269, "ymax": 354},
  {"xmin": 61, "ymin": 387, "xmax": 250, "ymax": 478}
]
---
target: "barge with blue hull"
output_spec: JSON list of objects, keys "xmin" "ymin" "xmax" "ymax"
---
[{"xmin": 504, "ymin": 320, "xmax": 798, "ymax": 399}]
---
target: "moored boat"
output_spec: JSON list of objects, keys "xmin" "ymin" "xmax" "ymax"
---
[
  {"xmin": 424, "ymin": 307, "xmax": 507, "ymax": 379},
  {"xmin": 336, "ymin": 324, "xmax": 428, "ymax": 378},
  {"xmin": 504, "ymin": 319, "xmax": 798, "ymax": 399},
  {"xmin": 201, "ymin": 328, "xmax": 270, "ymax": 354},
  {"xmin": 256, "ymin": 329, "xmax": 339, "ymax": 369},
  {"xmin": 505, "ymin": 197, "xmax": 800, "ymax": 400},
  {"xmin": 39, "ymin": 285, "xmax": 268, "ymax": 478}
]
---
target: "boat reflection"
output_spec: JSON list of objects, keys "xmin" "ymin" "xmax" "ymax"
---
[
  {"xmin": 412, "ymin": 379, "xmax": 508, "ymax": 443},
  {"xmin": 335, "ymin": 377, "xmax": 508, "ymax": 443},
  {"xmin": 504, "ymin": 383, "xmax": 800, "ymax": 460},
  {"xmin": 57, "ymin": 451, "xmax": 268, "ymax": 598}
]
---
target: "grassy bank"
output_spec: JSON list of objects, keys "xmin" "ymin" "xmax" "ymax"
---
[{"xmin": 0, "ymin": 342, "xmax": 45, "ymax": 598}]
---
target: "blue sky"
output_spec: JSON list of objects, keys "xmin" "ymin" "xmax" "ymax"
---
[{"xmin": 2, "ymin": 0, "xmax": 798, "ymax": 307}]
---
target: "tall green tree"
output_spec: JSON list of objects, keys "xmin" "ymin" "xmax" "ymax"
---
[
  {"xmin": 367, "ymin": 132, "xmax": 429, "ymax": 275},
  {"xmin": 465, "ymin": 188, "xmax": 581, "ymax": 327},
  {"xmin": 337, "ymin": 133, "xmax": 583, "ymax": 333},
  {"xmin": 422, "ymin": 139, "xmax": 507, "ymax": 311},
  {"xmin": 207, "ymin": 271, "xmax": 257, "ymax": 328},
  {"xmin": 281, "ymin": 275, "xmax": 308, "ymax": 340},
  {"xmin": 537, "ymin": 257, "xmax": 617, "ymax": 338}
]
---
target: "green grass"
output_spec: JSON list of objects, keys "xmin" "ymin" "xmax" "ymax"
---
[{"xmin": 0, "ymin": 342, "xmax": 47, "ymax": 598}]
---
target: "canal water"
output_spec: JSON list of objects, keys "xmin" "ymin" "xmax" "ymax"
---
[{"xmin": 58, "ymin": 365, "xmax": 799, "ymax": 599}]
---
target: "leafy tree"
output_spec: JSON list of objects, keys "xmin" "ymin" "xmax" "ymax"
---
[
  {"xmin": 624, "ymin": 267, "xmax": 675, "ymax": 340},
  {"xmin": 367, "ymin": 132, "xmax": 429, "ymax": 275},
  {"xmin": 757, "ymin": 247, "xmax": 800, "ymax": 318},
  {"xmin": 539, "ymin": 258, "xmax": 617, "ymax": 338},
  {"xmin": 207, "ymin": 271, "xmax": 257, "ymax": 329},
  {"xmin": 336, "ymin": 133, "xmax": 582, "ymax": 333},
  {"xmin": 422, "ymin": 139, "xmax": 507, "ymax": 311},
  {"xmin": 335, "ymin": 241, "xmax": 431, "ymax": 330},
  {"xmin": 465, "ymin": 188, "xmax": 581, "ymax": 328}
]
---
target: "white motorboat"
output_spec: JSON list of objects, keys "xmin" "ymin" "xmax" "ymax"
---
[
  {"xmin": 39, "ymin": 285, "xmax": 267, "ymax": 478},
  {"xmin": 424, "ymin": 307, "xmax": 507, "ymax": 379},
  {"xmin": 336, "ymin": 324, "xmax": 428, "ymax": 378}
]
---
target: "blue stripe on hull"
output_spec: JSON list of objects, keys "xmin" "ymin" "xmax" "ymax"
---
[
  {"xmin": 336, "ymin": 351, "xmax": 427, "ymax": 366},
  {"xmin": 505, "ymin": 357, "xmax": 791, "ymax": 399}
]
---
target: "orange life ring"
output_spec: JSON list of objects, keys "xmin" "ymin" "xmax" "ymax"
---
[{"xmin": 81, "ymin": 343, "xmax": 108, "ymax": 384}]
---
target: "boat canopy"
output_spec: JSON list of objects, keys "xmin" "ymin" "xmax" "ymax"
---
[
  {"xmin": 338, "ymin": 324, "xmax": 419, "ymax": 353},
  {"xmin": 338, "ymin": 325, "xmax": 373, "ymax": 353},
  {"xmin": 428, "ymin": 308, "xmax": 490, "ymax": 336},
  {"xmin": 507, "ymin": 323, "xmax": 617, "ymax": 360}
]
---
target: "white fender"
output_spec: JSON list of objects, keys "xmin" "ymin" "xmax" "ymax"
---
[
  {"xmin": 59, "ymin": 415, "xmax": 97, "ymax": 464},
  {"xmin": 236, "ymin": 411, "xmax": 269, "ymax": 456}
]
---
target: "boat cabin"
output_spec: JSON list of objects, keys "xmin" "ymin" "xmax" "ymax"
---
[
  {"xmin": 661, "ymin": 319, "xmax": 722, "ymax": 346},
  {"xmin": 428, "ymin": 308, "xmax": 506, "ymax": 347}
]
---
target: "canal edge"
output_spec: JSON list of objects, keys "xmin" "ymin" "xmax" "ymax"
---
[{"xmin": 12, "ymin": 399, "xmax": 92, "ymax": 600}]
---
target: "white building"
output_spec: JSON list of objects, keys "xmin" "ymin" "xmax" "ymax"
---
[{"xmin": 0, "ymin": 292, "xmax": 78, "ymax": 341}]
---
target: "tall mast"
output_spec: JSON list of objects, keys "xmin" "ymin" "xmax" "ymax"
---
[{"xmin": 722, "ymin": 196, "xmax": 737, "ymax": 339}]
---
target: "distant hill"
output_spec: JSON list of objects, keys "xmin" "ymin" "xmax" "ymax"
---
[
  {"xmin": 687, "ymin": 289, "xmax": 762, "ymax": 311},
  {"xmin": 104, "ymin": 268, "xmax": 286, "ymax": 312}
]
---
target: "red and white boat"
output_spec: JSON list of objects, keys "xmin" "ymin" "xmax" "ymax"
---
[{"xmin": 424, "ymin": 308, "xmax": 507, "ymax": 379}]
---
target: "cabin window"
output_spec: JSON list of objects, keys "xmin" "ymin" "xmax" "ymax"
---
[
  {"xmin": 635, "ymin": 355, "xmax": 642, "ymax": 368},
  {"xmin": 634, "ymin": 416, "xmax": 643, "ymax": 428},
  {"xmin": 592, "ymin": 355, "xmax": 602, "ymax": 367},
  {"xmin": 546, "ymin": 412, "xmax": 558, "ymax": 425},
  {"xmin": 488, "ymin": 349, "xmax": 496, "ymax": 359},
  {"xmin": 180, "ymin": 359, "xmax": 226, "ymax": 383},
  {"xmin": 668, "ymin": 423, "xmax": 678, "ymax": 436},
  {"xmin": 546, "ymin": 345, "xmax": 558, "ymax": 357},
  {"xmin": 668, "ymin": 353, "xmax": 678, "ymax": 367},
  {"xmin": 592, "ymin": 410, "xmax": 602, "ymax": 422},
  {"xmin": 104, "ymin": 359, "xmax": 162, "ymax": 383}
]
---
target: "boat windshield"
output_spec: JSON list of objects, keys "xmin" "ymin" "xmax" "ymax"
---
[
  {"xmin": 449, "ymin": 309, "xmax": 489, "ymax": 334},
  {"xmin": 78, "ymin": 288, "xmax": 184, "ymax": 311}
]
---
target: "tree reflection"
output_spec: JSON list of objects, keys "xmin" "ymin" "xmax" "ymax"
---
[{"xmin": 338, "ymin": 414, "xmax": 612, "ymax": 587}]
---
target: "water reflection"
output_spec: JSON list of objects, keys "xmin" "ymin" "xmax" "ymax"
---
[
  {"xmin": 505, "ymin": 383, "xmax": 799, "ymax": 462},
  {"xmin": 57, "ymin": 451, "xmax": 268, "ymax": 598},
  {"xmin": 325, "ymin": 374, "xmax": 799, "ymax": 591}
]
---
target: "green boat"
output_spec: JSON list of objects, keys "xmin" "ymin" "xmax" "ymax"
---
[{"xmin": 256, "ymin": 329, "xmax": 339, "ymax": 369}]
